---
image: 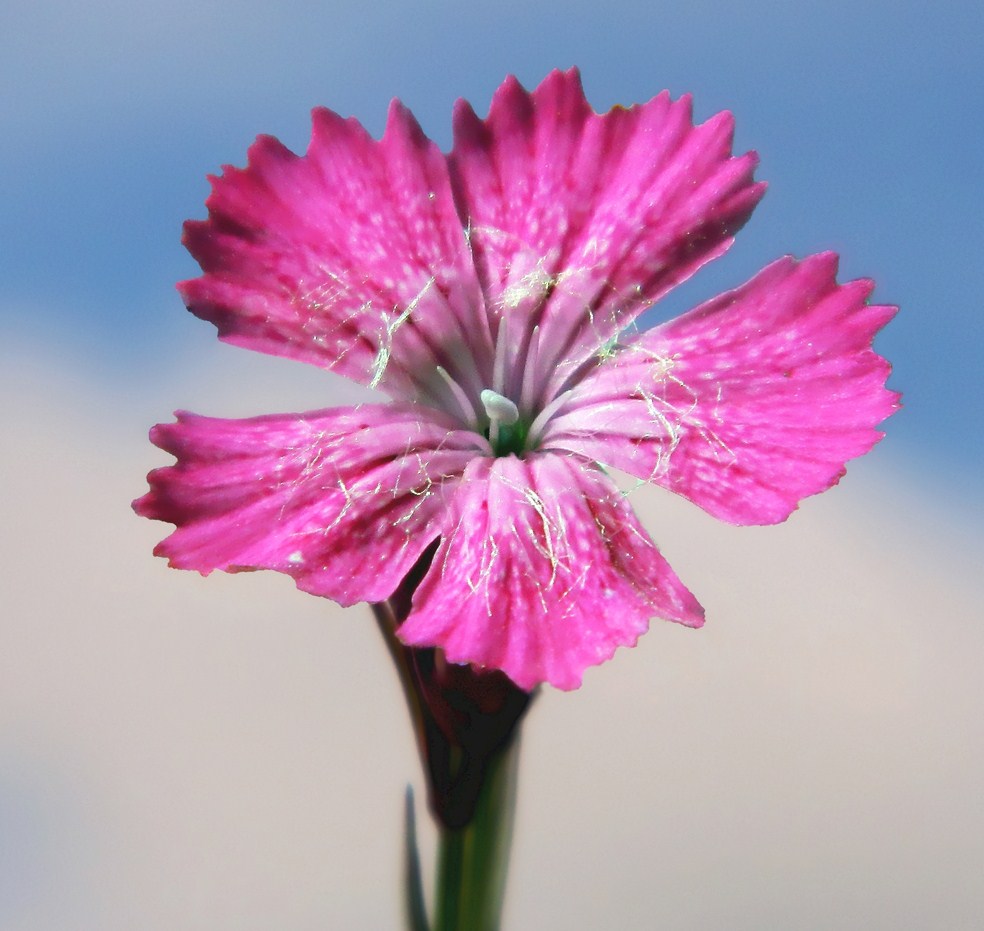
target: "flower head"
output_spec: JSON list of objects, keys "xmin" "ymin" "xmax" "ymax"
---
[{"xmin": 135, "ymin": 70, "xmax": 898, "ymax": 690}]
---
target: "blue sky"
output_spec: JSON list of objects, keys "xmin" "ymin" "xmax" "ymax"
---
[{"xmin": 3, "ymin": 0, "xmax": 982, "ymax": 504}]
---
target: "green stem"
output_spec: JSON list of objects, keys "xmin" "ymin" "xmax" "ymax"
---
[
  {"xmin": 373, "ymin": 591, "xmax": 529, "ymax": 931},
  {"xmin": 433, "ymin": 737, "xmax": 521, "ymax": 931}
]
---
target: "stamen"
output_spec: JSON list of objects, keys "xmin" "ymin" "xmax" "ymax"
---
[
  {"xmin": 526, "ymin": 387, "xmax": 576, "ymax": 447},
  {"xmin": 518, "ymin": 324, "xmax": 542, "ymax": 413},
  {"xmin": 480, "ymin": 389, "xmax": 520, "ymax": 426},
  {"xmin": 492, "ymin": 313, "xmax": 509, "ymax": 395},
  {"xmin": 436, "ymin": 365, "xmax": 479, "ymax": 427},
  {"xmin": 481, "ymin": 387, "xmax": 519, "ymax": 452}
]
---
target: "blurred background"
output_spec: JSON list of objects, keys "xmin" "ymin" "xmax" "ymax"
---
[{"xmin": 2, "ymin": 0, "xmax": 982, "ymax": 927}]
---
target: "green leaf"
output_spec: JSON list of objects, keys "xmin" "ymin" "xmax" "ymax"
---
[{"xmin": 404, "ymin": 785, "xmax": 430, "ymax": 931}]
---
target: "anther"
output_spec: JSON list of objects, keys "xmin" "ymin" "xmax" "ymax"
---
[{"xmin": 481, "ymin": 389, "xmax": 520, "ymax": 426}]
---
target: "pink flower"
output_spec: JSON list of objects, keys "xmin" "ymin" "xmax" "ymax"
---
[{"xmin": 134, "ymin": 70, "xmax": 898, "ymax": 691}]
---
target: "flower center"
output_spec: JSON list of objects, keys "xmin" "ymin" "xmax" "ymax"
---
[{"xmin": 480, "ymin": 388, "xmax": 529, "ymax": 457}]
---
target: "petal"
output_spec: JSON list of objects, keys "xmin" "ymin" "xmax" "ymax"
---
[
  {"xmin": 133, "ymin": 404, "xmax": 486, "ymax": 604},
  {"xmin": 542, "ymin": 254, "xmax": 900, "ymax": 525},
  {"xmin": 448, "ymin": 68, "xmax": 765, "ymax": 407},
  {"xmin": 180, "ymin": 103, "xmax": 492, "ymax": 407},
  {"xmin": 398, "ymin": 454, "xmax": 704, "ymax": 691}
]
